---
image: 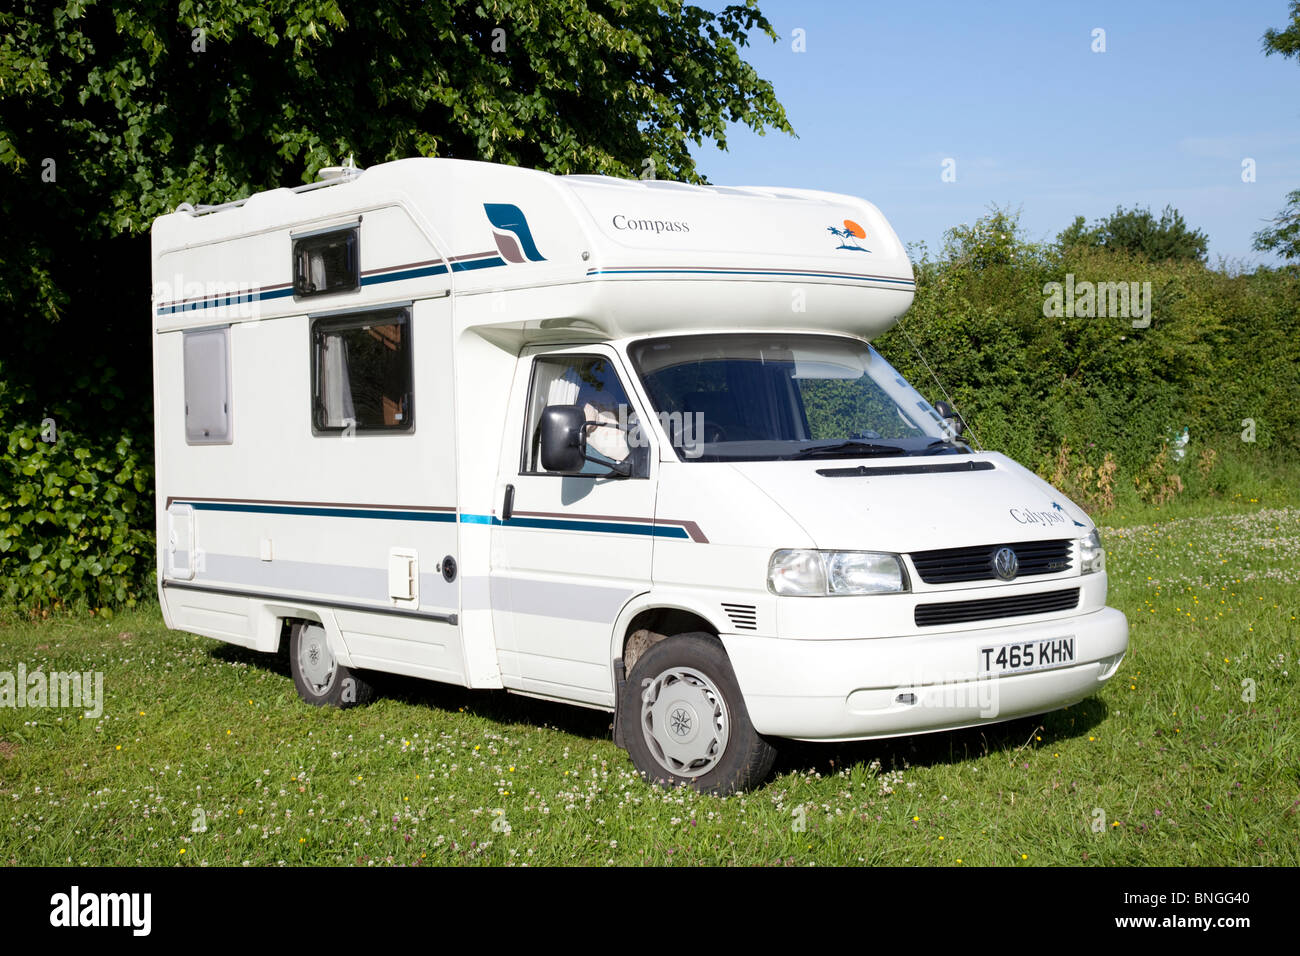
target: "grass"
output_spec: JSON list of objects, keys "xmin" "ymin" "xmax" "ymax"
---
[{"xmin": 1, "ymin": 496, "xmax": 1297, "ymax": 866}]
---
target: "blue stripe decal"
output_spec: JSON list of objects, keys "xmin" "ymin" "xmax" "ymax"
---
[
  {"xmin": 188, "ymin": 502, "xmax": 456, "ymax": 523},
  {"xmin": 159, "ymin": 260, "xmax": 915, "ymax": 316},
  {"xmin": 653, "ymin": 525, "xmax": 691, "ymax": 539},
  {"xmin": 180, "ymin": 501, "xmax": 691, "ymax": 539},
  {"xmin": 494, "ymin": 517, "xmax": 689, "ymax": 539},
  {"xmin": 586, "ymin": 267, "xmax": 915, "ymax": 286},
  {"xmin": 157, "ymin": 256, "xmax": 507, "ymax": 315},
  {"xmin": 447, "ymin": 513, "xmax": 691, "ymax": 538},
  {"xmin": 157, "ymin": 286, "xmax": 294, "ymax": 316},
  {"xmin": 360, "ymin": 264, "xmax": 449, "ymax": 285},
  {"xmin": 451, "ymin": 256, "xmax": 507, "ymax": 272}
]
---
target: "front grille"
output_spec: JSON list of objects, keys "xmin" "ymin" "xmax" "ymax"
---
[
  {"xmin": 721, "ymin": 603, "xmax": 758, "ymax": 631},
  {"xmin": 914, "ymin": 587, "xmax": 1080, "ymax": 627},
  {"xmin": 910, "ymin": 539, "xmax": 1073, "ymax": 584}
]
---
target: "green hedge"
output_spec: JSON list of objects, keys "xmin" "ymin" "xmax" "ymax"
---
[
  {"xmin": 875, "ymin": 211, "xmax": 1300, "ymax": 511},
  {"xmin": 0, "ymin": 361, "xmax": 153, "ymax": 614}
]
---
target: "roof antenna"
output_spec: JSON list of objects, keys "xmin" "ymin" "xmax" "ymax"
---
[{"xmin": 316, "ymin": 155, "xmax": 364, "ymax": 182}]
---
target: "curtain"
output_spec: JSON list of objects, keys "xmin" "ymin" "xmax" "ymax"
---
[
  {"xmin": 309, "ymin": 251, "xmax": 328, "ymax": 292},
  {"xmin": 318, "ymin": 333, "xmax": 356, "ymax": 427},
  {"xmin": 532, "ymin": 361, "xmax": 629, "ymax": 466},
  {"xmin": 546, "ymin": 367, "xmax": 582, "ymax": 405}
]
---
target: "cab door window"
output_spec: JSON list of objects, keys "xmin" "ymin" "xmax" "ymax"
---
[{"xmin": 523, "ymin": 355, "xmax": 649, "ymax": 477}]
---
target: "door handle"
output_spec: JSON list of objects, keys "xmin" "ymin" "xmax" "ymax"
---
[{"xmin": 502, "ymin": 483, "xmax": 515, "ymax": 522}]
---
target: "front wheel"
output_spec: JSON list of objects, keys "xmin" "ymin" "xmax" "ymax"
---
[
  {"xmin": 288, "ymin": 621, "xmax": 374, "ymax": 708},
  {"xmin": 619, "ymin": 632, "xmax": 776, "ymax": 795}
]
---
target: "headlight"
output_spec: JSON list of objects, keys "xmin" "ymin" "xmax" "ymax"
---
[
  {"xmin": 768, "ymin": 550, "xmax": 908, "ymax": 596},
  {"xmin": 1078, "ymin": 529, "xmax": 1105, "ymax": 574}
]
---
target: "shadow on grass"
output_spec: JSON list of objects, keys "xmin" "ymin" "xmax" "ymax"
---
[
  {"xmin": 374, "ymin": 672, "xmax": 614, "ymax": 742},
  {"xmin": 209, "ymin": 642, "xmax": 1109, "ymax": 782},
  {"xmin": 209, "ymin": 642, "xmax": 612, "ymax": 742},
  {"xmin": 769, "ymin": 700, "xmax": 1110, "ymax": 780}
]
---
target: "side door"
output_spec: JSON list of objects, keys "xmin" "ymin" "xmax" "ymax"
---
[{"xmin": 490, "ymin": 345, "xmax": 657, "ymax": 705}]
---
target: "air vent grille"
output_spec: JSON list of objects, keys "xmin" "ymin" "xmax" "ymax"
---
[
  {"xmin": 914, "ymin": 588, "xmax": 1080, "ymax": 627},
  {"xmin": 721, "ymin": 603, "xmax": 758, "ymax": 631}
]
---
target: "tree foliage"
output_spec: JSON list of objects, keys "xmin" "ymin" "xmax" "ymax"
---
[
  {"xmin": 1056, "ymin": 204, "xmax": 1209, "ymax": 263},
  {"xmin": 1, "ymin": 0, "xmax": 794, "ymax": 322},
  {"xmin": 1262, "ymin": 0, "xmax": 1300, "ymax": 59},
  {"xmin": 1252, "ymin": 188, "xmax": 1300, "ymax": 262},
  {"xmin": 1255, "ymin": 2, "xmax": 1300, "ymax": 261},
  {"xmin": 0, "ymin": 0, "xmax": 793, "ymax": 611}
]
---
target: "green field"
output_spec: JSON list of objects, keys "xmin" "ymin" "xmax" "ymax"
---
[{"xmin": 2, "ymin": 498, "xmax": 1297, "ymax": 866}]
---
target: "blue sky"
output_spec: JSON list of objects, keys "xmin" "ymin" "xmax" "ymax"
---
[{"xmin": 691, "ymin": 1, "xmax": 1300, "ymax": 266}]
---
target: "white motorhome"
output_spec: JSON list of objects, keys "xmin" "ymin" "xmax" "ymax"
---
[{"xmin": 151, "ymin": 158, "xmax": 1128, "ymax": 793}]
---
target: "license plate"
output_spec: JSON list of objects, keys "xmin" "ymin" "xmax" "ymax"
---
[{"xmin": 979, "ymin": 637, "xmax": 1075, "ymax": 675}]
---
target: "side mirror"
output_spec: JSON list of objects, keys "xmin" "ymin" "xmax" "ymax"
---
[
  {"xmin": 539, "ymin": 405, "xmax": 587, "ymax": 472},
  {"xmin": 933, "ymin": 400, "xmax": 967, "ymax": 437}
]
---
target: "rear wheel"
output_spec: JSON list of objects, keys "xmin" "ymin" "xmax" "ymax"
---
[
  {"xmin": 288, "ymin": 621, "xmax": 374, "ymax": 708},
  {"xmin": 619, "ymin": 631, "xmax": 776, "ymax": 795}
]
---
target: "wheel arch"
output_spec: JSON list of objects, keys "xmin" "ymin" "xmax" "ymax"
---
[
  {"xmin": 610, "ymin": 594, "xmax": 729, "ymax": 676},
  {"xmin": 262, "ymin": 605, "xmax": 355, "ymax": 668}
]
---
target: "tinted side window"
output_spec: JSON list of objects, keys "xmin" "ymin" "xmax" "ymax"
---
[
  {"xmin": 294, "ymin": 227, "xmax": 358, "ymax": 297},
  {"xmin": 311, "ymin": 309, "xmax": 412, "ymax": 433}
]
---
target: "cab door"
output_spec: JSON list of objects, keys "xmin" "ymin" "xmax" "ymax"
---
[{"xmin": 490, "ymin": 345, "xmax": 656, "ymax": 705}]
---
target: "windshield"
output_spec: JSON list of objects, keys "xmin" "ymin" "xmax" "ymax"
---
[{"xmin": 628, "ymin": 333, "xmax": 965, "ymax": 462}]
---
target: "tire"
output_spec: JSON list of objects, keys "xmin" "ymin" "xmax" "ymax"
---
[
  {"xmin": 619, "ymin": 632, "xmax": 776, "ymax": 795},
  {"xmin": 288, "ymin": 621, "xmax": 374, "ymax": 708}
]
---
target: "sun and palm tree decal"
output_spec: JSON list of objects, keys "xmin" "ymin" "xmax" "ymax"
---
[{"xmin": 827, "ymin": 219, "xmax": 870, "ymax": 252}]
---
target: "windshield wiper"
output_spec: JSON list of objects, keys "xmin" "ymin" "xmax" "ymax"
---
[
  {"xmin": 913, "ymin": 438, "xmax": 968, "ymax": 455},
  {"xmin": 790, "ymin": 441, "xmax": 906, "ymax": 460}
]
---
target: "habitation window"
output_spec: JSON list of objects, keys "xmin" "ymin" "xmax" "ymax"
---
[
  {"xmin": 311, "ymin": 308, "xmax": 412, "ymax": 434},
  {"xmin": 183, "ymin": 327, "xmax": 233, "ymax": 444},
  {"xmin": 293, "ymin": 226, "xmax": 359, "ymax": 297}
]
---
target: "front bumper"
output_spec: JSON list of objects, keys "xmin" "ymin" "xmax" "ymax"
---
[{"xmin": 721, "ymin": 606, "xmax": 1128, "ymax": 741}]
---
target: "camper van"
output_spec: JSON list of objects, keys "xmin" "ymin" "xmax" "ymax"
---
[{"xmin": 151, "ymin": 158, "xmax": 1128, "ymax": 794}]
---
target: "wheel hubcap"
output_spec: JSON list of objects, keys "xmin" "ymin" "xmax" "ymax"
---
[
  {"xmin": 640, "ymin": 666, "xmax": 729, "ymax": 777},
  {"xmin": 297, "ymin": 624, "xmax": 337, "ymax": 696}
]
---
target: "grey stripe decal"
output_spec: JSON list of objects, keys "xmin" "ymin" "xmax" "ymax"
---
[
  {"xmin": 161, "ymin": 580, "xmax": 457, "ymax": 624},
  {"xmin": 200, "ymin": 552, "xmax": 380, "ymax": 600},
  {"xmin": 169, "ymin": 555, "xmax": 633, "ymax": 625},
  {"xmin": 469, "ymin": 576, "xmax": 635, "ymax": 623},
  {"xmin": 460, "ymin": 575, "xmax": 492, "ymax": 609},
  {"xmin": 186, "ymin": 553, "xmax": 459, "ymax": 609}
]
